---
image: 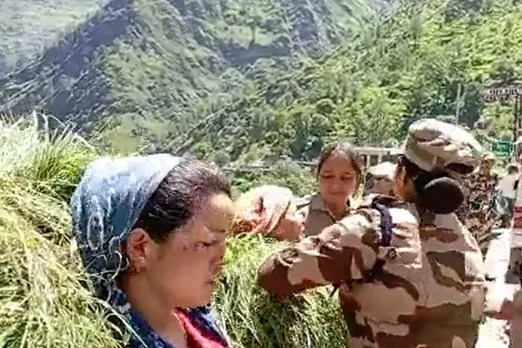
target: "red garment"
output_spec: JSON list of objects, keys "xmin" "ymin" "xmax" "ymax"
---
[{"xmin": 175, "ymin": 310, "xmax": 227, "ymax": 348}]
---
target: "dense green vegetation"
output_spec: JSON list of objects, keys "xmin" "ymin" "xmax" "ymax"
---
[
  {"xmin": 215, "ymin": 234, "xmax": 346, "ymax": 348},
  {"xmin": 172, "ymin": 0, "xmax": 522, "ymax": 163},
  {"xmin": 2, "ymin": 0, "xmax": 522, "ymax": 163},
  {"xmin": 0, "ymin": 0, "xmax": 382, "ymax": 154},
  {"xmin": 0, "ymin": 116, "xmax": 119, "ymax": 347},
  {"xmin": 0, "ymin": 117, "xmax": 342, "ymax": 347}
]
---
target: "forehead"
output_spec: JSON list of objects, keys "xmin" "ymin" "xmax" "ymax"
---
[
  {"xmin": 320, "ymin": 153, "xmax": 355, "ymax": 173},
  {"xmin": 196, "ymin": 193, "xmax": 235, "ymax": 230}
]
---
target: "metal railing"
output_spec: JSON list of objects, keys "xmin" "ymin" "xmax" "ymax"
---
[{"xmin": 222, "ymin": 146, "xmax": 402, "ymax": 173}]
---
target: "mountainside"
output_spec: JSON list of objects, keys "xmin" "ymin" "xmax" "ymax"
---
[
  {"xmin": 0, "ymin": 0, "xmax": 108, "ymax": 75},
  {"xmin": 0, "ymin": 0, "xmax": 384, "ymax": 152},
  {"xmin": 164, "ymin": 0, "xmax": 522, "ymax": 164}
]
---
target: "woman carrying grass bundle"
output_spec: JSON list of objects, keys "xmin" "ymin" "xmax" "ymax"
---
[
  {"xmin": 231, "ymin": 185, "xmax": 305, "ymax": 241},
  {"xmin": 70, "ymin": 154, "xmax": 234, "ymax": 348},
  {"xmin": 257, "ymin": 119, "xmax": 487, "ymax": 348}
]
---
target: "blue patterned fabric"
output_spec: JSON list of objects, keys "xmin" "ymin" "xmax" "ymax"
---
[
  {"xmin": 71, "ymin": 154, "xmax": 181, "ymax": 294},
  {"xmin": 70, "ymin": 154, "xmax": 230, "ymax": 347},
  {"xmin": 110, "ymin": 288, "xmax": 229, "ymax": 348}
]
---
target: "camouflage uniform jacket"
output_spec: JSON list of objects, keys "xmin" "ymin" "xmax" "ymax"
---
[
  {"xmin": 295, "ymin": 193, "xmax": 350, "ymax": 237},
  {"xmin": 258, "ymin": 195, "xmax": 486, "ymax": 348},
  {"xmin": 456, "ymin": 171, "xmax": 499, "ymax": 243},
  {"xmin": 295, "ymin": 193, "xmax": 364, "ymax": 336}
]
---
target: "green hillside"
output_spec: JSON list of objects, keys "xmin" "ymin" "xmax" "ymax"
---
[
  {"xmin": 166, "ymin": 0, "xmax": 522, "ymax": 164},
  {"xmin": 0, "ymin": 0, "xmax": 382, "ymax": 153},
  {"xmin": 0, "ymin": 0, "xmax": 107, "ymax": 74},
  {"xmin": 3, "ymin": 0, "xmax": 520, "ymax": 163}
]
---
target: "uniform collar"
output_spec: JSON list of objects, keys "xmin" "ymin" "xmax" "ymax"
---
[{"xmin": 310, "ymin": 193, "xmax": 351, "ymax": 220}]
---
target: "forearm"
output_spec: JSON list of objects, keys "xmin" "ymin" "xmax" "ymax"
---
[{"xmin": 258, "ymin": 221, "xmax": 377, "ymax": 297}]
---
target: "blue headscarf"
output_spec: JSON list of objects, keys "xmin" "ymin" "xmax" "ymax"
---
[
  {"xmin": 71, "ymin": 153, "xmax": 181, "ymax": 295},
  {"xmin": 70, "ymin": 154, "xmax": 230, "ymax": 347}
]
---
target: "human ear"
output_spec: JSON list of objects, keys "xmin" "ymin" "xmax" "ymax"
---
[{"xmin": 124, "ymin": 228, "xmax": 155, "ymax": 271}]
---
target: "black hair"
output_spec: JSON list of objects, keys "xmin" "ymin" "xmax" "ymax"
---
[
  {"xmin": 316, "ymin": 142, "xmax": 363, "ymax": 190},
  {"xmin": 133, "ymin": 158, "xmax": 231, "ymax": 242},
  {"xmin": 397, "ymin": 155, "xmax": 472, "ymax": 214}
]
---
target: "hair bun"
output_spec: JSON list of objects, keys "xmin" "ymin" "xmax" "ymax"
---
[{"xmin": 418, "ymin": 177, "xmax": 464, "ymax": 214}]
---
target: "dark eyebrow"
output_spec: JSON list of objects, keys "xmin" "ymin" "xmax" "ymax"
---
[
  {"xmin": 207, "ymin": 226, "xmax": 227, "ymax": 234},
  {"xmin": 322, "ymin": 171, "xmax": 354, "ymax": 176}
]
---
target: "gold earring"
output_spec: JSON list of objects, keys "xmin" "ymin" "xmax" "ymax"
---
[{"xmin": 130, "ymin": 263, "xmax": 140, "ymax": 274}]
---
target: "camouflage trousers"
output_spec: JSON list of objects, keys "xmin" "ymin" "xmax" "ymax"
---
[{"xmin": 339, "ymin": 287, "xmax": 479, "ymax": 348}]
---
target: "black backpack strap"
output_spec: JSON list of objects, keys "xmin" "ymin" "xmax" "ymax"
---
[
  {"xmin": 363, "ymin": 202, "xmax": 393, "ymax": 282},
  {"xmin": 330, "ymin": 198, "xmax": 395, "ymax": 297}
]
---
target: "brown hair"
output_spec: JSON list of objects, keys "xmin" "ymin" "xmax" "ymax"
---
[{"xmin": 316, "ymin": 142, "xmax": 363, "ymax": 190}]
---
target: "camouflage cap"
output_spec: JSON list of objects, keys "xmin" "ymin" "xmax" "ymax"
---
[
  {"xmin": 403, "ymin": 118, "xmax": 484, "ymax": 172},
  {"xmin": 367, "ymin": 161, "xmax": 397, "ymax": 180},
  {"xmin": 364, "ymin": 162, "xmax": 397, "ymax": 196}
]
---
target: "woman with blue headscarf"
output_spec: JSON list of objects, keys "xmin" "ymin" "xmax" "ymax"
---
[{"xmin": 70, "ymin": 154, "xmax": 234, "ymax": 348}]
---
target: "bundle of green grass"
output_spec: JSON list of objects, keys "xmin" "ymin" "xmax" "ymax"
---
[
  {"xmin": 0, "ymin": 116, "xmax": 119, "ymax": 347},
  {"xmin": 0, "ymin": 115, "xmax": 347, "ymax": 347},
  {"xmin": 214, "ymin": 234, "xmax": 347, "ymax": 348}
]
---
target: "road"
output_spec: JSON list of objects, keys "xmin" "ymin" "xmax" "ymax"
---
[{"xmin": 476, "ymin": 228, "xmax": 517, "ymax": 348}]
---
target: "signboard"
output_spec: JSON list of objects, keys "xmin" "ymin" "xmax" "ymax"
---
[
  {"xmin": 478, "ymin": 133, "xmax": 512, "ymax": 158},
  {"xmin": 491, "ymin": 140, "xmax": 512, "ymax": 158},
  {"xmin": 484, "ymin": 83, "xmax": 521, "ymax": 102},
  {"xmin": 483, "ymin": 80, "xmax": 522, "ymax": 142}
]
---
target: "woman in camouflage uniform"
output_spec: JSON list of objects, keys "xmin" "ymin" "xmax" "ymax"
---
[
  {"xmin": 229, "ymin": 143, "xmax": 364, "ymax": 242},
  {"xmin": 294, "ymin": 143, "xmax": 367, "ymax": 339},
  {"xmin": 295, "ymin": 142, "xmax": 363, "ymax": 237},
  {"xmin": 257, "ymin": 119, "xmax": 486, "ymax": 348}
]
